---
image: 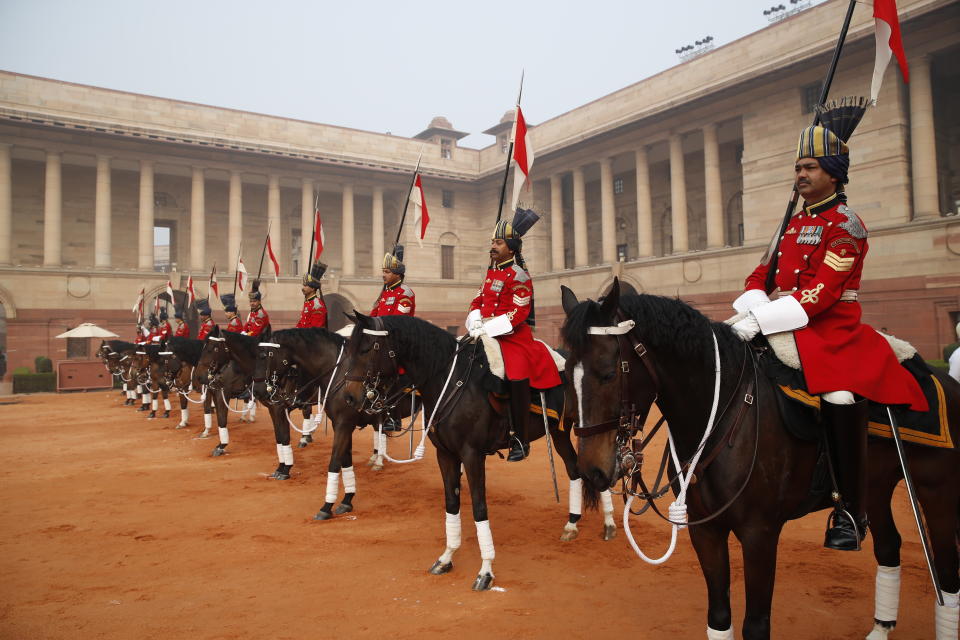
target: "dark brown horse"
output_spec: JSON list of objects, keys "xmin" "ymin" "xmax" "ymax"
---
[
  {"xmin": 561, "ymin": 279, "xmax": 959, "ymax": 640},
  {"xmin": 98, "ymin": 340, "xmax": 140, "ymax": 405},
  {"xmin": 195, "ymin": 327, "xmax": 259, "ymax": 455},
  {"xmin": 159, "ymin": 337, "xmax": 211, "ymax": 429},
  {"xmin": 343, "ymin": 313, "xmax": 611, "ymax": 591}
]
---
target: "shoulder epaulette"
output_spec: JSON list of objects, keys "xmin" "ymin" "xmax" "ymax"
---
[
  {"xmin": 510, "ymin": 264, "xmax": 530, "ymax": 283},
  {"xmin": 835, "ymin": 203, "xmax": 867, "ymax": 239}
]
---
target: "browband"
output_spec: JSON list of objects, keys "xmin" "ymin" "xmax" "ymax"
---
[
  {"xmin": 259, "ymin": 342, "xmax": 281, "ymax": 348},
  {"xmin": 208, "ymin": 336, "xmax": 226, "ymax": 342},
  {"xmin": 158, "ymin": 351, "xmax": 173, "ymax": 355},
  {"xmin": 587, "ymin": 319, "xmax": 636, "ymax": 335},
  {"xmin": 362, "ymin": 329, "xmax": 389, "ymax": 336}
]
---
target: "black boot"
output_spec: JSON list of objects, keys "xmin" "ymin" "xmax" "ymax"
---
[
  {"xmin": 823, "ymin": 398, "xmax": 869, "ymax": 551},
  {"xmin": 506, "ymin": 380, "xmax": 531, "ymax": 462}
]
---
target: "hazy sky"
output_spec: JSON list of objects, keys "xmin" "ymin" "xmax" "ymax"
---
[{"xmin": 0, "ymin": 0, "xmax": 827, "ymax": 148}]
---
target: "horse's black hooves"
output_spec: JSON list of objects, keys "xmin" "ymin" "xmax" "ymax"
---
[
  {"xmin": 314, "ymin": 510, "xmax": 333, "ymax": 521},
  {"xmin": 304, "ymin": 434, "xmax": 313, "ymax": 443},
  {"xmin": 275, "ymin": 472, "xmax": 290, "ymax": 480},
  {"xmin": 471, "ymin": 573, "xmax": 494, "ymax": 591},
  {"xmin": 297, "ymin": 440, "xmax": 308, "ymax": 449},
  {"xmin": 175, "ymin": 423, "xmax": 187, "ymax": 429},
  {"xmin": 428, "ymin": 561, "xmax": 453, "ymax": 575},
  {"xmin": 147, "ymin": 412, "xmax": 156, "ymax": 420},
  {"xmin": 211, "ymin": 446, "xmax": 226, "ymax": 457},
  {"xmin": 162, "ymin": 411, "xmax": 170, "ymax": 419},
  {"xmin": 334, "ymin": 503, "xmax": 353, "ymax": 515}
]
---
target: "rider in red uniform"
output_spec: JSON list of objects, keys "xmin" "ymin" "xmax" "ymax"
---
[
  {"xmin": 196, "ymin": 300, "xmax": 216, "ymax": 340},
  {"xmin": 220, "ymin": 295, "xmax": 243, "ymax": 333},
  {"xmin": 297, "ymin": 261, "xmax": 328, "ymax": 329},
  {"xmin": 173, "ymin": 309, "xmax": 190, "ymax": 338},
  {"xmin": 157, "ymin": 309, "xmax": 173, "ymax": 340},
  {"xmin": 466, "ymin": 208, "xmax": 560, "ymax": 461},
  {"xmin": 242, "ymin": 280, "xmax": 270, "ymax": 337},
  {"xmin": 730, "ymin": 100, "xmax": 927, "ymax": 551},
  {"xmin": 371, "ymin": 246, "xmax": 415, "ymax": 317}
]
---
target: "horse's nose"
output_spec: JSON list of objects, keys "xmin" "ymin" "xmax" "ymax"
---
[{"xmin": 344, "ymin": 391, "xmax": 357, "ymax": 407}]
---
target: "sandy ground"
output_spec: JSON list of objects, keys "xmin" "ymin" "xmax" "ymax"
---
[{"xmin": 0, "ymin": 390, "xmax": 941, "ymax": 639}]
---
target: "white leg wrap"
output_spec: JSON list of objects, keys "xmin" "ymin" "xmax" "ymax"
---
[
  {"xmin": 218, "ymin": 427, "xmax": 229, "ymax": 445},
  {"xmin": 342, "ymin": 466, "xmax": 356, "ymax": 493},
  {"xmin": 136, "ymin": 385, "xmax": 143, "ymax": 393},
  {"xmin": 246, "ymin": 400, "xmax": 256, "ymax": 419},
  {"xmin": 179, "ymin": 408, "xmax": 189, "ymax": 424},
  {"xmin": 281, "ymin": 444, "xmax": 294, "ymax": 466},
  {"xmin": 276, "ymin": 443, "xmax": 285, "ymax": 463},
  {"xmin": 706, "ymin": 626, "xmax": 734, "ymax": 639},
  {"xmin": 302, "ymin": 418, "xmax": 313, "ymax": 434},
  {"xmin": 439, "ymin": 511, "xmax": 462, "ymax": 564},
  {"xmin": 936, "ymin": 590, "xmax": 959, "ymax": 640},
  {"xmin": 151, "ymin": 399, "xmax": 158, "ymax": 410},
  {"xmin": 163, "ymin": 398, "xmax": 171, "ymax": 411},
  {"xmin": 600, "ymin": 490, "xmax": 615, "ymax": 525},
  {"xmin": 122, "ymin": 383, "xmax": 127, "ymax": 392},
  {"xmin": 325, "ymin": 471, "xmax": 340, "ymax": 503},
  {"xmin": 569, "ymin": 478, "xmax": 583, "ymax": 516},
  {"xmin": 127, "ymin": 390, "xmax": 135, "ymax": 399},
  {"xmin": 142, "ymin": 394, "xmax": 150, "ymax": 404},
  {"xmin": 475, "ymin": 519, "xmax": 495, "ymax": 561},
  {"xmin": 874, "ymin": 565, "xmax": 901, "ymax": 623},
  {"xmin": 203, "ymin": 413, "xmax": 212, "ymax": 430}
]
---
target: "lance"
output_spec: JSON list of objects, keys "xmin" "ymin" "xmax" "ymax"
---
[
  {"xmin": 764, "ymin": 0, "xmax": 856, "ymax": 293},
  {"xmin": 307, "ymin": 188, "xmax": 320, "ymax": 265},
  {"xmin": 232, "ymin": 241, "xmax": 243, "ymax": 297},
  {"xmin": 494, "ymin": 71, "xmax": 524, "ymax": 225},
  {"xmin": 392, "ymin": 152, "xmax": 423, "ymax": 250},
  {"xmin": 256, "ymin": 220, "xmax": 273, "ymax": 282}
]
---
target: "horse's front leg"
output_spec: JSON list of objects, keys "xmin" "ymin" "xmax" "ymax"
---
[
  {"xmin": 210, "ymin": 393, "xmax": 230, "ymax": 458},
  {"xmin": 866, "ymin": 456, "xmax": 904, "ymax": 640},
  {"xmin": 270, "ymin": 404, "xmax": 294, "ymax": 479},
  {"xmin": 600, "ymin": 489, "xmax": 616, "ymax": 540},
  {"xmin": 737, "ymin": 523, "xmax": 783, "ymax": 640},
  {"xmin": 547, "ymin": 419, "xmax": 584, "ymax": 542},
  {"xmin": 176, "ymin": 389, "xmax": 189, "ymax": 428},
  {"xmin": 917, "ymin": 475, "xmax": 960, "ymax": 639},
  {"xmin": 147, "ymin": 386, "xmax": 158, "ymax": 419},
  {"xmin": 315, "ymin": 421, "xmax": 354, "ymax": 520},
  {"xmin": 428, "ymin": 445, "xmax": 462, "ymax": 576},
  {"xmin": 297, "ymin": 405, "xmax": 314, "ymax": 448},
  {"xmin": 201, "ymin": 388, "xmax": 214, "ymax": 439},
  {"xmin": 689, "ymin": 524, "xmax": 733, "ymax": 639},
  {"xmin": 138, "ymin": 382, "xmax": 150, "ymax": 412},
  {"xmin": 462, "ymin": 451, "xmax": 495, "ymax": 591},
  {"xmin": 161, "ymin": 386, "xmax": 171, "ymax": 419}
]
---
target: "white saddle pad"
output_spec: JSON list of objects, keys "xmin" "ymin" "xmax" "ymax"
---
[
  {"xmin": 724, "ymin": 312, "xmax": 916, "ymax": 370},
  {"xmin": 473, "ymin": 333, "xmax": 566, "ymax": 380}
]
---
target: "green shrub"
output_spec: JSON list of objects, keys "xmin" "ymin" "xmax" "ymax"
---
[
  {"xmin": 926, "ymin": 359, "xmax": 948, "ymax": 372},
  {"xmin": 13, "ymin": 372, "xmax": 56, "ymax": 393},
  {"xmin": 12, "ymin": 366, "xmax": 30, "ymax": 375},
  {"xmin": 35, "ymin": 356, "xmax": 53, "ymax": 373},
  {"xmin": 944, "ymin": 343, "xmax": 959, "ymax": 361}
]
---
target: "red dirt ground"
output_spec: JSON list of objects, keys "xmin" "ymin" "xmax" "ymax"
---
[{"xmin": 0, "ymin": 391, "xmax": 940, "ymax": 639}]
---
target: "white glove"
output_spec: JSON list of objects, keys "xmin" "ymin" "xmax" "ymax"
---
[
  {"xmin": 469, "ymin": 326, "xmax": 484, "ymax": 339},
  {"xmin": 483, "ymin": 315, "xmax": 513, "ymax": 338},
  {"xmin": 732, "ymin": 289, "xmax": 771, "ymax": 314},
  {"xmin": 731, "ymin": 313, "xmax": 761, "ymax": 342},
  {"xmin": 465, "ymin": 309, "xmax": 481, "ymax": 331}
]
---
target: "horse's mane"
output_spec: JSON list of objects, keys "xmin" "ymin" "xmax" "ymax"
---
[
  {"xmin": 167, "ymin": 337, "xmax": 204, "ymax": 365},
  {"xmin": 272, "ymin": 327, "xmax": 344, "ymax": 352},
  {"xmin": 221, "ymin": 330, "xmax": 259, "ymax": 354},
  {"xmin": 371, "ymin": 316, "xmax": 460, "ymax": 382},
  {"xmin": 106, "ymin": 340, "xmax": 137, "ymax": 353},
  {"xmin": 144, "ymin": 343, "xmax": 165, "ymax": 359},
  {"xmin": 562, "ymin": 294, "xmax": 741, "ymax": 366}
]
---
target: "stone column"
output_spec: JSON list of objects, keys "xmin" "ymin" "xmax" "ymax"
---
[
  {"xmin": 909, "ymin": 55, "xmax": 940, "ymax": 219},
  {"xmin": 300, "ymin": 178, "xmax": 314, "ymax": 273},
  {"xmin": 341, "ymin": 183, "xmax": 355, "ymax": 276},
  {"xmin": 573, "ymin": 167, "xmax": 587, "ymax": 267},
  {"xmin": 600, "ymin": 157, "xmax": 616, "ymax": 263},
  {"xmin": 372, "ymin": 185, "xmax": 384, "ymax": 276},
  {"xmin": 267, "ymin": 174, "xmax": 282, "ymax": 273},
  {"xmin": 43, "ymin": 151, "xmax": 62, "ymax": 267},
  {"xmin": 669, "ymin": 133, "xmax": 688, "ymax": 253},
  {"xmin": 550, "ymin": 174, "xmax": 564, "ymax": 271},
  {"xmin": 228, "ymin": 171, "xmax": 242, "ymax": 271},
  {"xmin": 635, "ymin": 147, "xmax": 653, "ymax": 257},
  {"xmin": 94, "ymin": 155, "xmax": 112, "ymax": 268},
  {"xmin": 138, "ymin": 160, "xmax": 154, "ymax": 271},
  {"xmin": 0, "ymin": 143, "xmax": 11, "ymax": 265},
  {"xmin": 703, "ymin": 123, "xmax": 724, "ymax": 248},
  {"xmin": 190, "ymin": 167, "xmax": 206, "ymax": 272}
]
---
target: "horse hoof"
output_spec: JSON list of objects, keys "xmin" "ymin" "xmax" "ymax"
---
[
  {"xmin": 275, "ymin": 472, "xmax": 290, "ymax": 480},
  {"xmin": 560, "ymin": 528, "xmax": 579, "ymax": 542},
  {"xmin": 314, "ymin": 510, "xmax": 333, "ymax": 521},
  {"xmin": 297, "ymin": 440, "xmax": 308, "ymax": 449},
  {"xmin": 371, "ymin": 463, "xmax": 383, "ymax": 472},
  {"xmin": 334, "ymin": 503, "xmax": 353, "ymax": 515},
  {"xmin": 198, "ymin": 431, "xmax": 212, "ymax": 439},
  {"xmin": 428, "ymin": 561, "xmax": 453, "ymax": 575},
  {"xmin": 211, "ymin": 446, "xmax": 226, "ymax": 457},
  {"xmin": 304, "ymin": 434, "xmax": 313, "ymax": 443},
  {"xmin": 162, "ymin": 411, "xmax": 170, "ymax": 419},
  {"xmin": 176, "ymin": 423, "xmax": 188, "ymax": 429},
  {"xmin": 602, "ymin": 525, "xmax": 617, "ymax": 541},
  {"xmin": 471, "ymin": 573, "xmax": 494, "ymax": 591}
]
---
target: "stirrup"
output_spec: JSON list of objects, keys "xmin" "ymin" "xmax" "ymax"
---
[
  {"xmin": 506, "ymin": 436, "xmax": 529, "ymax": 462},
  {"xmin": 823, "ymin": 507, "xmax": 865, "ymax": 551}
]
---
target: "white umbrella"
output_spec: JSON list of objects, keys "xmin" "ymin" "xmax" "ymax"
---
[{"xmin": 55, "ymin": 323, "xmax": 119, "ymax": 339}]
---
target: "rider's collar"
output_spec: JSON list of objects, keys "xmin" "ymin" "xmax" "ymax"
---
[
  {"xmin": 305, "ymin": 292, "xmax": 317, "ymax": 301},
  {"xmin": 802, "ymin": 192, "xmax": 839, "ymax": 216},
  {"xmin": 385, "ymin": 280, "xmax": 402, "ymax": 291},
  {"xmin": 495, "ymin": 258, "xmax": 514, "ymax": 270},
  {"xmin": 587, "ymin": 319, "xmax": 635, "ymax": 335}
]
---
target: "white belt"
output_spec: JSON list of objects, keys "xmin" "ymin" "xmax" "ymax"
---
[{"xmin": 778, "ymin": 289, "xmax": 858, "ymax": 302}]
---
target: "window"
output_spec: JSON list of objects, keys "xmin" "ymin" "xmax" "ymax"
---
[
  {"xmin": 153, "ymin": 222, "xmax": 174, "ymax": 272},
  {"xmin": 440, "ymin": 138, "xmax": 452, "ymax": 159},
  {"xmin": 613, "ymin": 177, "xmax": 624, "ymax": 195},
  {"xmin": 801, "ymin": 82, "xmax": 820, "ymax": 114},
  {"xmin": 442, "ymin": 190, "xmax": 454, "ymax": 208},
  {"xmin": 499, "ymin": 134, "xmax": 509, "ymax": 154},
  {"xmin": 617, "ymin": 244, "xmax": 629, "ymax": 262},
  {"xmin": 291, "ymin": 229, "xmax": 301, "ymax": 276},
  {"xmin": 441, "ymin": 245, "xmax": 455, "ymax": 279},
  {"xmin": 66, "ymin": 337, "xmax": 89, "ymax": 359}
]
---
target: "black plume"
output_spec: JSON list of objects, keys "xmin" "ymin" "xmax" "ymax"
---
[{"xmin": 816, "ymin": 96, "xmax": 869, "ymax": 143}]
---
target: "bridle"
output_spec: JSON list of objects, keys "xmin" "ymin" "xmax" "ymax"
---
[
  {"xmin": 200, "ymin": 336, "xmax": 230, "ymax": 389},
  {"xmin": 256, "ymin": 341, "xmax": 302, "ymax": 406},
  {"xmin": 344, "ymin": 317, "xmax": 411, "ymax": 416}
]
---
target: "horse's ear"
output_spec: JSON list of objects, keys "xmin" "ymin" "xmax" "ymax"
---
[
  {"xmin": 261, "ymin": 326, "xmax": 272, "ymax": 342},
  {"xmin": 599, "ymin": 278, "xmax": 620, "ymax": 319},
  {"xmin": 560, "ymin": 286, "xmax": 580, "ymax": 316},
  {"xmin": 210, "ymin": 325, "xmax": 221, "ymax": 338},
  {"xmin": 350, "ymin": 310, "xmax": 370, "ymax": 325}
]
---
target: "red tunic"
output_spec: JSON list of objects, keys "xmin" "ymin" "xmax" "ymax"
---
[
  {"xmin": 296, "ymin": 294, "xmax": 327, "ymax": 328},
  {"xmin": 197, "ymin": 318, "xmax": 216, "ymax": 340},
  {"xmin": 174, "ymin": 321, "xmax": 190, "ymax": 338},
  {"xmin": 243, "ymin": 307, "xmax": 270, "ymax": 337},
  {"xmin": 371, "ymin": 282, "xmax": 415, "ymax": 317},
  {"xmin": 158, "ymin": 321, "xmax": 173, "ymax": 340},
  {"xmin": 469, "ymin": 259, "xmax": 560, "ymax": 390},
  {"xmin": 744, "ymin": 194, "xmax": 926, "ymax": 411},
  {"xmin": 224, "ymin": 316, "xmax": 244, "ymax": 334}
]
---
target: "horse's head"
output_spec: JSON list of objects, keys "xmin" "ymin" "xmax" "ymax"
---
[
  {"xmin": 253, "ymin": 328, "xmax": 294, "ymax": 402},
  {"xmin": 96, "ymin": 341, "xmax": 111, "ymax": 363},
  {"xmin": 132, "ymin": 349, "xmax": 152, "ymax": 384},
  {"xmin": 342, "ymin": 311, "xmax": 399, "ymax": 412},
  {"xmin": 561, "ymin": 278, "xmax": 658, "ymax": 495},
  {"xmin": 157, "ymin": 348, "xmax": 184, "ymax": 389},
  {"xmin": 197, "ymin": 326, "xmax": 231, "ymax": 386}
]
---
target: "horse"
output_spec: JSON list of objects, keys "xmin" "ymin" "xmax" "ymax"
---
[
  {"xmin": 132, "ymin": 343, "xmax": 173, "ymax": 420},
  {"xmin": 560, "ymin": 278, "xmax": 959, "ymax": 640},
  {"xmin": 342, "ymin": 313, "xmax": 616, "ymax": 591},
  {"xmin": 159, "ymin": 337, "xmax": 211, "ymax": 429},
  {"xmin": 254, "ymin": 326, "xmax": 420, "ymax": 517},
  {"xmin": 195, "ymin": 327, "xmax": 259, "ymax": 454},
  {"xmin": 98, "ymin": 340, "xmax": 140, "ymax": 405}
]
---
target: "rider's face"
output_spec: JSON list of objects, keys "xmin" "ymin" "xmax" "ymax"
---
[{"xmin": 490, "ymin": 238, "xmax": 514, "ymax": 263}]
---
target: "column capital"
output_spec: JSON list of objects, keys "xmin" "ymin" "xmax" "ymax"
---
[{"xmin": 96, "ymin": 153, "xmax": 112, "ymax": 162}]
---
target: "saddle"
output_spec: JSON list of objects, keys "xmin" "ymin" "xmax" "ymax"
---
[{"xmin": 476, "ymin": 333, "xmax": 566, "ymax": 380}]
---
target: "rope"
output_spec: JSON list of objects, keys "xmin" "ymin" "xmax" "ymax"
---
[
  {"xmin": 219, "ymin": 387, "xmax": 255, "ymax": 414},
  {"xmin": 179, "ymin": 388, "xmax": 207, "ymax": 404},
  {"xmin": 622, "ymin": 330, "xmax": 721, "ymax": 565}
]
